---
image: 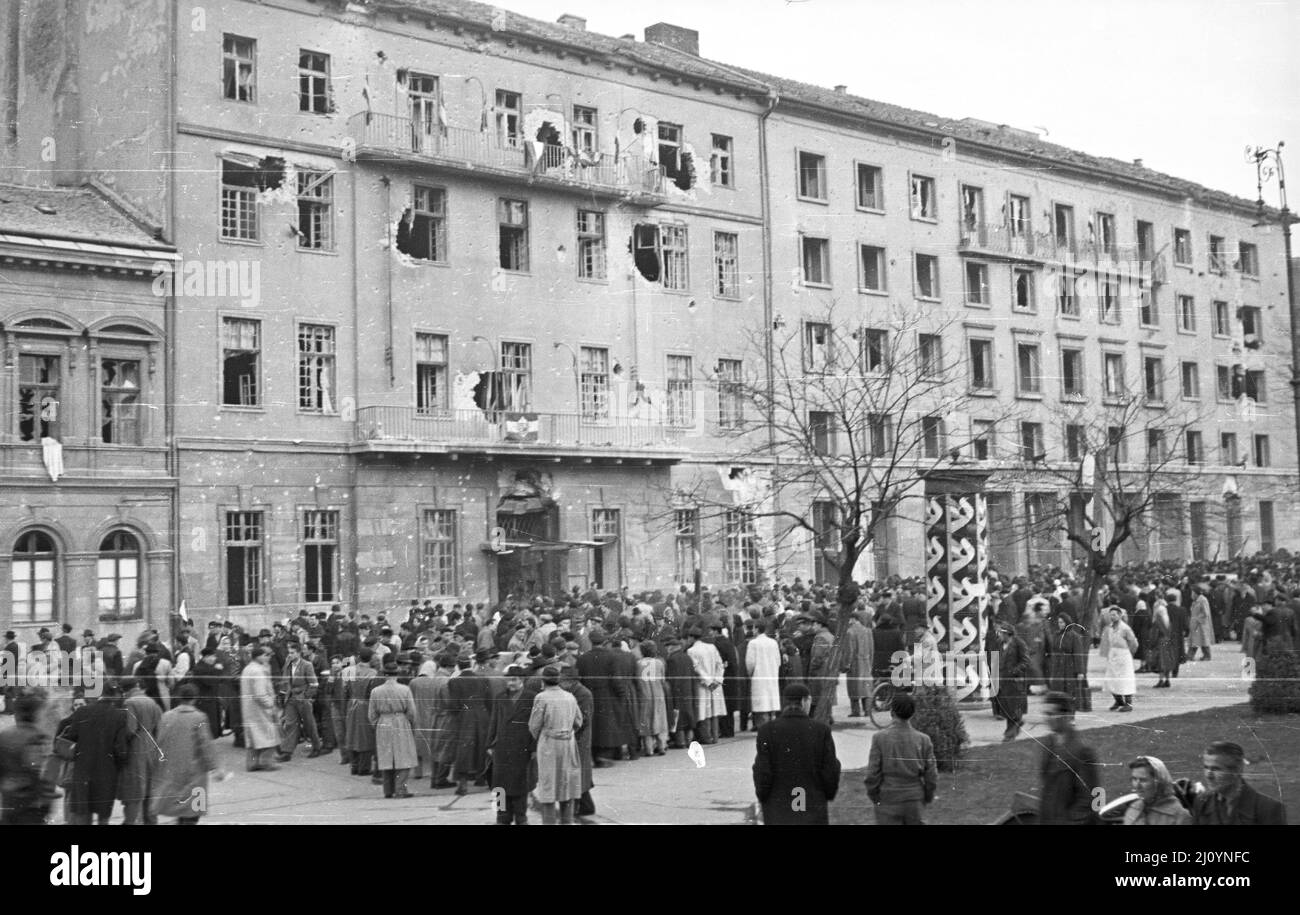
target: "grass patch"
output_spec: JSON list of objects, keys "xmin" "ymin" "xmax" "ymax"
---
[{"xmin": 832, "ymin": 704, "xmax": 1296, "ymax": 825}]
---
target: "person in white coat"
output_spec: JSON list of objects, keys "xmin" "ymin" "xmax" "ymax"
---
[
  {"xmin": 686, "ymin": 629, "xmax": 726, "ymax": 744},
  {"xmin": 1187, "ymin": 587, "xmax": 1216, "ymax": 661},
  {"xmin": 1100, "ymin": 606, "xmax": 1138, "ymax": 712},
  {"xmin": 239, "ymin": 647, "xmax": 281, "ymax": 771},
  {"xmin": 745, "ymin": 621, "xmax": 782, "ymax": 726}
]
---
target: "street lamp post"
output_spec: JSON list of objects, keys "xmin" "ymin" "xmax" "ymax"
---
[{"xmin": 1248, "ymin": 143, "xmax": 1299, "ymax": 486}]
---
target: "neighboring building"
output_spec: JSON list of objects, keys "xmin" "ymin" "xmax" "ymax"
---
[
  {"xmin": 0, "ymin": 0, "xmax": 1294, "ymax": 629},
  {"xmin": 0, "ymin": 184, "xmax": 178, "ymax": 643}
]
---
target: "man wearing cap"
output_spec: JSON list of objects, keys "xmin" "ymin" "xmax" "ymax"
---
[
  {"xmin": 753, "ymin": 683, "xmax": 842, "ymax": 825},
  {"xmin": 276, "ymin": 641, "xmax": 322, "ymax": 762},
  {"xmin": 1191, "ymin": 741, "xmax": 1287, "ymax": 825},
  {"xmin": 864, "ymin": 693, "xmax": 937, "ymax": 825},
  {"xmin": 487, "ymin": 664, "xmax": 537, "ymax": 824},
  {"xmin": 529, "ymin": 666, "xmax": 584, "ymax": 825},
  {"xmin": 802, "ymin": 611, "xmax": 837, "ymax": 724},
  {"xmin": 368, "ymin": 658, "xmax": 418, "ymax": 799}
]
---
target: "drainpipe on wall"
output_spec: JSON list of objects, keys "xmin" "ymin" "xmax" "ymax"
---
[
  {"xmin": 758, "ymin": 87, "xmax": 781, "ymax": 573},
  {"xmin": 166, "ymin": 0, "xmax": 181, "ymax": 623},
  {"xmin": 381, "ymin": 175, "xmax": 395, "ymax": 386}
]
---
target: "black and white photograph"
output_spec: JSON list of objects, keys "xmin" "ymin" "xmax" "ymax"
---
[{"xmin": 0, "ymin": 0, "xmax": 1295, "ymax": 869}]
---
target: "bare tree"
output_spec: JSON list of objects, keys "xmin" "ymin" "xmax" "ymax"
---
[{"xmin": 658, "ymin": 300, "xmax": 1019, "ymax": 720}]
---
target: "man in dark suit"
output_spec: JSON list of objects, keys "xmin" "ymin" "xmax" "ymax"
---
[
  {"xmin": 752, "ymin": 683, "xmax": 841, "ymax": 825},
  {"xmin": 1038, "ymin": 691, "xmax": 1100, "ymax": 825},
  {"xmin": 576, "ymin": 631, "xmax": 624, "ymax": 765},
  {"xmin": 486, "ymin": 665, "xmax": 537, "ymax": 825},
  {"xmin": 1191, "ymin": 741, "xmax": 1287, "ymax": 825}
]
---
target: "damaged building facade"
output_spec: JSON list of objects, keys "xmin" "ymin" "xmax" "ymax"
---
[{"xmin": 0, "ymin": 0, "xmax": 1295, "ymax": 629}]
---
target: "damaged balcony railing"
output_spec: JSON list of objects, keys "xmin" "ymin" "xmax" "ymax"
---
[
  {"xmin": 355, "ymin": 406, "xmax": 686, "ymax": 450},
  {"xmin": 957, "ymin": 221, "xmax": 1044, "ymax": 259},
  {"xmin": 349, "ymin": 113, "xmax": 663, "ymax": 195}
]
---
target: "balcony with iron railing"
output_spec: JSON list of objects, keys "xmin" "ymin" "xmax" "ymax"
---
[
  {"xmin": 353, "ymin": 405, "xmax": 687, "ymax": 462},
  {"xmin": 348, "ymin": 112, "xmax": 666, "ymax": 201},
  {"xmin": 959, "ymin": 222, "xmax": 1158, "ymax": 276}
]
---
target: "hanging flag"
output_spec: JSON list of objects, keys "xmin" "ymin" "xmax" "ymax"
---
[
  {"xmin": 177, "ymin": 600, "xmax": 190, "ymax": 623},
  {"xmin": 502, "ymin": 412, "xmax": 540, "ymax": 442},
  {"xmin": 437, "ymin": 98, "xmax": 449, "ymax": 137}
]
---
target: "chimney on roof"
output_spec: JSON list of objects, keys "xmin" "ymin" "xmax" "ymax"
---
[
  {"xmin": 557, "ymin": 13, "xmax": 587, "ymax": 30},
  {"xmin": 834, "ymin": 85, "xmax": 847, "ymax": 95},
  {"xmin": 619, "ymin": 33, "xmax": 635, "ymax": 41},
  {"xmin": 645, "ymin": 22, "xmax": 699, "ymax": 56},
  {"xmin": 1133, "ymin": 158, "xmax": 1144, "ymax": 167}
]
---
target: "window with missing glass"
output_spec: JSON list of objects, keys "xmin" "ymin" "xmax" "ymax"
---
[
  {"xmin": 100, "ymin": 358, "xmax": 141, "ymax": 444},
  {"xmin": 18, "ymin": 354, "xmax": 60, "ymax": 442},
  {"xmin": 298, "ymin": 50, "xmax": 332, "ymax": 113},
  {"xmin": 222, "ymin": 34, "xmax": 255, "ymax": 102},
  {"xmin": 225, "ymin": 511, "xmax": 263, "ymax": 607},
  {"xmin": 577, "ymin": 210, "xmax": 607, "ymax": 280},
  {"xmin": 302, "ymin": 510, "xmax": 338, "ymax": 603},
  {"xmin": 222, "ymin": 318, "xmax": 260, "ymax": 407},
  {"xmin": 711, "ymin": 134, "xmax": 733, "ymax": 187},
  {"xmin": 714, "ymin": 231, "xmax": 739, "ymax": 298},
  {"xmin": 415, "ymin": 333, "xmax": 448, "ymax": 414},
  {"xmin": 498, "ymin": 198, "xmax": 529, "ymax": 272},
  {"xmin": 661, "ymin": 223, "xmax": 689, "ymax": 291},
  {"xmin": 297, "ymin": 324, "xmax": 336, "ymax": 413},
  {"xmin": 296, "ymin": 171, "xmax": 334, "ymax": 250}
]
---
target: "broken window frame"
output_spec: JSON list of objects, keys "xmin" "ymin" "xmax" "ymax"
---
[
  {"xmin": 914, "ymin": 253, "xmax": 940, "ymax": 300},
  {"xmin": 1208, "ymin": 234, "xmax": 1227, "ymax": 274},
  {"xmin": 1013, "ymin": 268, "xmax": 1036, "ymax": 312},
  {"xmin": 1098, "ymin": 272, "xmax": 1119, "ymax": 324},
  {"xmin": 1143, "ymin": 356, "xmax": 1164, "ymax": 404},
  {"xmin": 421, "ymin": 509, "xmax": 458, "ymax": 598},
  {"xmin": 296, "ymin": 323, "xmax": 337, "ymax": 414},
  {"xmin": 965, "ymin": 261, "xmax": 991, "ymax": 306},
  {"xmin": 968, "ymin": 337, "xmax": 995, "ymax": 392},
  {"xmin": 495, "ymin": 89, "xmax": 522, "ymax": 149},
  {"xmin": 499, "ymin": 341, "xmax": 533, "ymax": 412},
  {"xmin": 658, "ymin": 122, "xmax": 684, "ymax": 181},
  {"xmin": 861, "ymin": 328, "xmax": 888, "ymax": 375},
  {"xmin": 710, "ymin": 134, "xmax": 733, "ymax": 187},
  {"xmin": 498, "ymin": 198, "xmax": 530, "ymax": 273},
  {"xmin": 220, "ymin": 159, "xmax": 261, "ymax": 242},
  {"xmin": 1008, "ymin": 194, "xmax": 1032, "ymax": 239},
  {"xmin": 402, "ymin": 184, "xmax": 448, "ymax": 263},
  {"xmin": 296, "ymin": 170, "xmax": 334, "ymax": 251},
  {"xmin": 1240, "ymin": 305, "xmax": 1263, "ymax": 347},
  {"xmin": 1173, "ymin": 228, "xmax": 1193, "ymax": 266},
  {"xmin": 909, "ymin": 173, "xmax": 937, "ymax": 221},
  {"xmin": 1020, "ymin": 421, "xmax": 1044, "ymax": 462},
  {"xmin": 225, "ymin": 510, "xmax": 264, "ymax": 607},
  {"xmin": 1245, "ymin": 369, "xmax": 1267, "ymax": 403},
  {"xmin": 660, "ymin": 223, "xmax": 689, "ymax": 291},
  {"xmin": 579, "ymin": 346, "xmax": 611, "ymax": 423},
  {"xmin": 302, "ymin": 509, "xmax": 339, "ymax": 603},
  {"xmin": 1103, "ymin": 352, "xmax": 1126, "ymax": 400},
  {"xmin": 222, "ymin": 317, "xmax": 261, "ymax": 408},
  {"xmin": 100, "ymin": 358, "xmax": 142, "ymax": 445},
  {"xmin": 666, "ymin": 354, "xmax": 695, "ymax": 427},
  {"xmin": 801, "ymin": 235, "xmax": 830, "ymax": 287},
  {"xmin": 1057, "ymin": 273, "xmax": 1079, "ymax": 317},
  {"xmin": 572, "ymin": 105, "xmax": 598, "ymax": 155},
  {"xmin": 797, "ymin": 150, "xmax": 827, "ymax": 201},
  {"xmin": 415, "ymin": 332, "xmax": 449, "ymax": 416},
  {"xmin": 713, "ymin": 231, "xmax": 739, "ymax": 298},
  {"xmin": 859, "ymin": 244, "xmax": 886, "ymax": 293},
  {"xmin": 1181, "ymin": 361, "xmax": 1200, "ymax": 400},
  {"xmin": 298, "ymin": 49, "xmax": 333, "ymax": 114},
  {"xmin": 803, "ymin": 322, "xmax": 833, "ymax": 375},
  {"xmin": 222, "ymin": 34, "xmax": 256, "ymax": 103},
  {"xmin": 715, "ymin": 358, "xmax": 744, "ymax": 429},
  {"xmin": 17, "ymin": 354, "xmax": 61, "ymax": 442},
  {"xmin": 576, "ymin": 210, "xmax": 607, "ymax": 281}
]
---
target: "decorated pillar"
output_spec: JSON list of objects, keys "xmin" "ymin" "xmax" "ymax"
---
[{"xmin": 922, "ymin": 471, "xmax": 993, "ymax": 701}]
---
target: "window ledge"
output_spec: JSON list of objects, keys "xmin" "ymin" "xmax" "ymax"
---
[
  {"xmin": 964, "ymin": 299, "xmax": 992, "ymax": 309},
  {"xmin": 796, "ymin": 195, "xmax": 829, "ymax": 205},
  {"xmin": 916, "ymin": 295, "xmax": 942, "ymax": 304},
  {"xmin": 1176, "ymin": 326, "xmax": 1198, "ymax": 336},
  {"xmin": 855, "ymin": 206, "xmax": 886, "ymax": 215},
  {"xmin": 1016, "ymin": 391, "xmax": 1044, "ymax": 401},
  {"xmin": 802, "ymin": 281, "xmax": 832, "ymax": 290},
  {"xmin": 1143, "ymin": 399, "xmax": 1167, "ymax": 409},
  {"xmin": 1102, "ymin": 396, "xmax": 1127, "ymax": 406},
  {"xmin": 968, "ymin": 388, "xmax": 999, "ymax": 398},
  {"xmin": 1240, "ymin": 274, "xmax": 1260, "ymax": 282},
  {"xmin": 910, "ymin": 215, "xmax": 939, "ymax": 224},
  {"xmin": 98, "ymin": 614, "xmax": 143, "ymax": 623},
  {"xmin": 1061, "ymin": 393, "xmax": 1087, "ymax": 403},
  {"xmin": 858, "ymin": 287, "xmax": 889, "ymax": 297},
  {"xmin": 577, "ymin": 277, "xmax": 611, "ymax": 286},
  {"xmin": 219, "ymin": 237, "xmax": 265, "ymax": 248},
  {"xmin": 296, "ymin": 247, "xmax": 339, "ymax": 257},
  {"xmin": 1057, "ymin": 312, "xmax": 1082, "ymax": 321},
  {"xmin": 297, "ymin": 411, "xmax": 340, "ymax": 418},
  {"xmin": 221, "ymin": 405, "xmax": 267, "ymax": 413}
]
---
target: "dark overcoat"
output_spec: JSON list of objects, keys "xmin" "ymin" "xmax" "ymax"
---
[
  {"xmin": 62, "ymin": 700, "xmax": 130, "ymax": 819},
  {"xmin": 448, "ymin": 670, "xmax": 492, "ymax": 777},
  {"xmin": 576, "ymin": 646, "xmax": 626, "ymax": 749},
  {"xmin": 752, "ymin": 708, "xmax": 841, "ymax": 825},
  {"xmin": 994, "ymin": 634, "xmax": 1030, "ymax": 721},
  {"xmin": 663, "ymin": 648, "xmax": 698, "ymax": 730},
  {"xmin": 487, "ymin": 689, "xmax": 537, "ymax": 797}
]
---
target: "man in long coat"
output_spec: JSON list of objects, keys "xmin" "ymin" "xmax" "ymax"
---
[
  {"xmin": 842, "ymin": 611, "xmax": 875, "ymax": 718},
  {"xmin": 560, "ymin": 665, "xmax": 596, "ymax": 816},
  {"xmin": 803, "ymin": 612, "xmax": 838, "ymax": 723},
  {"xmin": 529, "ymin": 667, "xmax": 584, "ymax": 825},
  {"xmin": 240, "ymin": 647, "xmax": 281, "ymax": 771},
  {"xmin": 345, "ymin": 649, "xmax": 380, "ymax": 776},
  {"xmin": 1188, "ymin": 587, "xmax": 1216, "ymax": 660},
  {"xmin": 753, "ymin": 683, "xmax": 842, "ymax": 825},
  {"xmin": 711, "ymin": 623, "xmax": 741, "ymax": 738},
  {"xmin": 368, "ymin": 658, "xmax": 418, "ymax": 798},
  {"xmin": 62, "ymin": 690, "xmax": 130, "ymax": 824},
  {"xmin": 610, "ymin": 638, "xmax": 639, "ymax": 757},
  {"xmin": 448, "ymin": 657, "xmax": 491, "ymax": 794},
  {"xmin": 686, "ymin": 629, "xmax": 725, "ymax": 743},
  {"xmin": 424, "ymin": 652, "xmax": 458, "ymax": 788},
  {"xmin": 1045, "ymin": 613, "xmax": 1091, "ymax": 713},
  {"xmin": 151, "ymin": 684, "xmax": 217, "ymax": 823},
  {"xmin": 663, "ymin": 637, "xmax": 698, "ymax": 747},
  {"xmin": 119, "ymin": 677, "xmax": 162, "ymax": 825},
  {"xmin": 745, "ymin": 622, "xmax": 782, "ymax": 727},
  {"xmin": 486, "ymin": 665, "xmax": 537, "ymax": 824},
  {"xmin": 993, "ymin": 623, "xmax": 1029, "ymax": 741},
  {"xmin": 576, "ymin": 631, "xmax": 625, "ymax": 765}
]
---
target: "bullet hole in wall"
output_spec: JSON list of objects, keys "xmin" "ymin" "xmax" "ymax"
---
[{"xmin": 222, "ymin": 156, "xmax": 287, "ymax": 193}]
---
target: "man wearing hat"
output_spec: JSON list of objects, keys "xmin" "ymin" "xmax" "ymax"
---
[
  {"xmin": 1191, "ymin": 741, "xmax": 1286, "ymax": 824},
  {"xmin": 447, "ymin": 652, "xmax": 492, "ymax": 795},
  {"xmin": 240, "ymin": 647, "xmax": 282, "ymax": 771},
  {"xmin": 486, "ymin": 665, "xmax": 537, "ymax": 824},
  {"xmin": 55, "ymin": 624, "xmax": 77, "ymax": 656},
  {"xmin": 686, "ymin": 628, "xmax": 725, "ymax": 744},
  {"xmin": 801, "ymin": 611, "xmax": 837, "ymax": 724},
  {"xmin": 753, "ymin": 682, "xmax": 842, "ymax": 825},
  {"xmin": 276, "ymin": 641, "xmax": 322, "ymax": 761},
  {"xmin": 368, "ymin": 657, "xmax": 418, "ymax": 798}
]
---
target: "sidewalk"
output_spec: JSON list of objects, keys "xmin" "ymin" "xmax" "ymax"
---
[{"xmin": 194, "ymin": 646, "xmax": 1249, "ymax": 825}]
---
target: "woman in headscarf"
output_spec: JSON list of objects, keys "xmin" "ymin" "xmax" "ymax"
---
[
  {"xmin": 1045, "ymin": 612, "xmax": 1092, "ymax": 712},
  {"xmin": 1149, "ymin": 599, "xmax": 1174, "ymax": 689},
  {"xmin": 1121, "ymin": 755, "xmax": 1191, "ymax": 825}
]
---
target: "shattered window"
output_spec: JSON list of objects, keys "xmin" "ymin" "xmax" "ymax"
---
[
  {"xmin": 1238, "ymin": 242, "xmax": 1258, "ymax": 277},
  {"xmin": 661, "ymin": 223, "xmax": 688, "ymax": 290},
  {"xmin": 496, "ymin": 90, "xmax": 522, "ymax": 148},
  {"xmin": 667, "ymin": 355, "xmax": 694, "ymax": 427},
  {"xmin": 1240, "ymin": 306, "xmax": 1263, "ymax": 347},
  {"xmin": 302, "ymin": 510, "xmax": 338, "ymax": 603},
  {"xmin": 909, "ymin": 174, "xmax": 936, "ymax": 219},
  {"xmin": 716, "ymin": 358, "xmax": 743, "ymax": 429},
  {"xmin": 101, "ymin": 358, "xmax": 141, "ymax": 445},
  {"xmin": 297, "ymin": 324, "xmax": 336, "ymax": 413},
  {"xmin": 415, "ymin": 333, "xmax": 448, "ymax": 415},
  {"xmin": 711, "ymin": 134, "xmax": 732, "ymax": 187},
  {"xmin": 1174, "ymin": 228, "xmax": 1192, "ymax": 266},
  {"xmin": 222, "ymin": 318, "xmax": 261, "ymax": 407},
  {"xmin": 421, "ymin": 509, "xmax": 458, "ymax": 597},
  {"xmin": 1009, "ymin": 195, "xmax": 1031, "ymax": 238},
  {"xmin": 1057, "ymin": 273, "xmax": 1078, "ymax": 316},
  {"xmin": 1208, "ymin": 234, "xmax": 1227, "ymax": 273},
  {"xmin": 298, "ymin": 50, "xmax": 332, "ymax": 114},
  {"xmin": 498, "ymin": 198, "xmax": 529, "ymax": 272},
  {"xmin": 798, "ymin": 151, "xmax": 826, "ymax": 200},
  {"xmin": 225, "ymin": 511, "xmax": 263, "ymax": 607},
  {"xmin": 1095, "ymin": 212, "xmax": 1115, "ymax": 253},
  {"xmin": 221, "ymin": 160, "xmax": 260, "ymax": 241},
  {"xmin": 713, "ymin": 231, "xmax": 739, "ymax": 298},
  {"xmin": 223, "ymin": 34, "xmax": 256, "ymax": 102},
  {"xmin": 1098, "ymin": 272, "xmax": 1119, "ymax": 323},
  {"xmin": 579, "ymin": 346, "xmax": 610, "ymax": 422},
  {"xmin": 577, "ymin": 210, "xmax": 607, "ymax": 280},
  {"xmin": 658, "ymin": 122, "xmax": 683, "ymax": 178},
  {"xmin": 862, "ymin": 329, "xmax": 888, "ymax": 374},
  {"xmin": 499, "ymin": 342, "xmax": 532, "ymax": 411},
  {"xmin": 572, "ymin": 105, "xmax": 598, "ymax": 155},
  {"xmin": 296, "ymin": 170, "xmax": 333, "ymax": 250},
  {"xmin": 398, "ymin": 185, "xmax": 447, "ymax": 262},
  {"xmin": 803, "ymin": 322, "xmax": 832, "ymax": 374},
  {"xmin": 18, "ymin": 354, "xmax": 60, "ymax": 442},
  {"xmin": 914, "ymin": 253, "xmax": 939, "ymax": 299},
  {"xmin": 1013, "ymin": 268, "xmax": 1035, "ymax": 311},
  {"xmin": 408, "ymin": 73, "xmax": 441, "ymax": 147}
]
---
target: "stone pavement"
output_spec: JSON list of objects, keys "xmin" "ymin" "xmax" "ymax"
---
[{"xmin": 191, "ymin": 646, "xmax": 1249, "ymax": 825}]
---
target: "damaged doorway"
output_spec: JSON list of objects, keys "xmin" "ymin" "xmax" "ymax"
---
[{"xmin": 495, "ymin": 505, "xmax": 564, "ymax": 598}]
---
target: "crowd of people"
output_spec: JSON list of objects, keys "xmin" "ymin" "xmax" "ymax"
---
[{"xmin": 0, "ymin": 549, "xmax": 1296, "ymax": 825}]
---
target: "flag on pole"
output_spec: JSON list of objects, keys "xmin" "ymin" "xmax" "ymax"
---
[{"xmin": 177, "ymin": 600, "xmax": 190, "ymax": 624}]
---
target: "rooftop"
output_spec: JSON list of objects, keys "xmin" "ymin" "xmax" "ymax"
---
[
  {"xmin": 0, "ymin": 183, "xmax": 172, "ymax": 250},
  {"xmin": 377, "ymin": 0, "xmax": 1281, "ymax": 219}
]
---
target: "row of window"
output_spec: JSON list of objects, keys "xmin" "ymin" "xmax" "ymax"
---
[
  {"xmin": 797, "ymin": 154, "xmax": 1261, "ymax": 276},
  {"xmin": 9, "ymin": 530, "xmax": 142, "ymax": 622},
  {"xmin": 14, "ymin": 354, "xmax": 147, "ymax": 445}
]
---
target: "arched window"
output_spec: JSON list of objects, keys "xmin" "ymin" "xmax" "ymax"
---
[
  {"xmin": 12, "ymin": 531, "xmax": 56, "ymax": 621},
  {"xmin": 98, "ymin": 531, "xmax": 141, "ymax": 618}
]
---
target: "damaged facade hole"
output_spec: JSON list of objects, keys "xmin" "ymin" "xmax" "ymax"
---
[
  {"xmin": 657, "ymin": 121, "xmax": 696, "ymax": 191},
  {"xmin": 394, "ymin": 186, "xmax": 447, "ymax": 261},
  {"xmin": 630, "ymin": 222, "xmax": 688, "ymax": 288}
]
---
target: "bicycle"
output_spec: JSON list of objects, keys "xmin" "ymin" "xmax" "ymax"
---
[{"xmin": 866, "ymin": 676, "xmax": 897, "ymax": 728}]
